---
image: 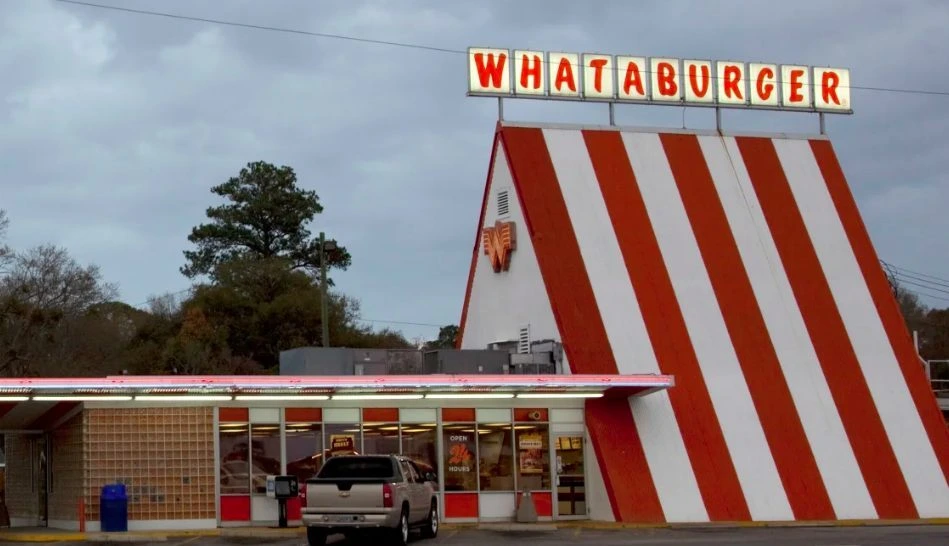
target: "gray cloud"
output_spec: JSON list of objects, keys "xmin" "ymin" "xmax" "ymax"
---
[{"xmin": 2, "ymin": 0, "xmax": 948, "ymax": 343}]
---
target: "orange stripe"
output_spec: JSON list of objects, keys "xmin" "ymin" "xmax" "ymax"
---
[
  {"xmin": 810, "ymin": 139, "xmax": 949, "ymax": 481},
  {"xmin": 501, "ymin": 125, "xmax": 664, "ymax": 523},
  {"xmin": 659, "ymin": 133, "xmax": 834, "ymax": 520},
  {"xmin": 457, "ymin": 123, "xmax": 503, "ymax": 348},
  {"xmin": 582, "ymin": 129, "xmax": 749, "ymax": 521},
  {"xmin": 736, "ymin": 136, "xmax": 918, "ymax": 519}
]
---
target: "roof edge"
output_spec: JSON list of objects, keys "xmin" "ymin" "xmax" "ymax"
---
[{"xmin": 497, "ymin": 119, "xmax": 831, "ymax": 141}]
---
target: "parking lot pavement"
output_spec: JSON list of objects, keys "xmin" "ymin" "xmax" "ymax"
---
[{"xmin": 4, "ymin": 524, "xmax": 949, "ymax": 546}]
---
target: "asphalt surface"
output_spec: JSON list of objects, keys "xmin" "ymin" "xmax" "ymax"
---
[{"xmin": 13, "ymin": 525, "xmax": 947, "ymax": 546}]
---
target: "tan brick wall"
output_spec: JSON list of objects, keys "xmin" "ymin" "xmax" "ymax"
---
[
  {"xmin": 48, "ymin": 414, "xmax": 84, "ymax": 522},
  {"xmin": 3, "ymin": 435, "xmax": 40, "ymax": 524},
  {"xmin": 84, "ymin": 407, "xmax": 215, "ymax": 521}
]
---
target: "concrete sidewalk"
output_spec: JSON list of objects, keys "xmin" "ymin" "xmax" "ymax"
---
[{"xmin": 1, "ymin": 518, "xmax": 948, "ymax": 542}]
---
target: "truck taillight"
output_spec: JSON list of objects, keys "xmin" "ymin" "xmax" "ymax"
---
[{"xmin": 382, "ymin": 482, "xmax": 393, "ymax": 508}]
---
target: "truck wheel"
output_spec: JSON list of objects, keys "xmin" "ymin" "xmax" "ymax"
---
[
  {"xmin": 306, "ymin": 527, "xmax": 327, "ymax": 546},
  {"xmin": 420, "ymin": 499, "xmax": 438, "ymax": 539},
  {"xmin": 392, "ymin": 505, "xmax": 410, "ymax": 546}
]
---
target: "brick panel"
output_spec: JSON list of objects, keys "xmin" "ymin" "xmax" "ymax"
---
[
  {"xmin": 3, "ymin": 435, "xmax": 39, "ymax": 522},
  {"xmin": 49, "ymin": 414, "xmax": 84, "ymax": 522},
  {"xmin": 83, "ymin": 407, "xmax": 215, "ymax": 521}
]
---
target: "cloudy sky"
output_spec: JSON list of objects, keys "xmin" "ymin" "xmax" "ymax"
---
[{"xmin": 2, "ymin": 0, "xmax": 948, "ymax": 343}]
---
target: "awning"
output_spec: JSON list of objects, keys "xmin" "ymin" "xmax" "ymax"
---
[{"xmin": 0, "ymin": 373, "xmax": 673, "ymax": 431}]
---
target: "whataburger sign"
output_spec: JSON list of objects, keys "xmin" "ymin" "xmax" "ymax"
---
[{"xmin": 467, "ymin": 47, "xmax": 852, "ymax": 113}]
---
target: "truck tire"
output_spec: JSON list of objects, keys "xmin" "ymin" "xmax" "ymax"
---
[
  {"xmin": 420, "ymin": 499, "xmax": 438, "ymax": 539},
  {"xmin": 306, "ymin": 527, "xmax": 327, "ymax": 546},
  {"xmin": 391, "ymin": 504, "xmax": 410, "ymax": 546}
]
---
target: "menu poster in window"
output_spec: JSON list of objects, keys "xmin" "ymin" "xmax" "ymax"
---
[
  {"xmin": 445, "ymin": 432, "xmax": 475, "ymax": 476},
  {"xmin": 330, "ymin": 435, "xmax": 355, "ymax": 457},
  {"xmin": 518, "ymin": 433, "xmax": 543, "ymax": 474}
]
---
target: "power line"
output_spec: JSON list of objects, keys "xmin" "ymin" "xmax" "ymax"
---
[
  {"xmin": 881, "ymin": 260, "xmax": 949, "ymax": 287},
  {"xmin": 54, "ymin": 0, "xmax": 949, "ymax": 99},
  {"xmin": 53, "ymin": 0, "xmax": 462, "ymax": 54}
]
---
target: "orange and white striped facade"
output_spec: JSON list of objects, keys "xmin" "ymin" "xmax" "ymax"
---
[{"xmin": 457, "ymin": 121, "xmax": 949, "ymax": 523}]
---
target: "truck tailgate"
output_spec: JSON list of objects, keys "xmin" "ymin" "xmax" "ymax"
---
[{"xmin": 305, "ymin": 478, "xmax": 389, "ymax": 513}]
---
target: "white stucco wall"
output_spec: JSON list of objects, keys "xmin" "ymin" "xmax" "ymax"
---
[{"xmin": 459, "ymin": 145, "xmax": 565, "ymax": 371}]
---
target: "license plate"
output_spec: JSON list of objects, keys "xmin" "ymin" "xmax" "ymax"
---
[{"xmin": 331, "ymin": 515, "xmax": 358, "ymax": 522}]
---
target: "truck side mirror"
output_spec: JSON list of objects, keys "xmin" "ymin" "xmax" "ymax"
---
[{"xmin": 424, "ymin": 472, "xmax": 436, "ymax": 483}]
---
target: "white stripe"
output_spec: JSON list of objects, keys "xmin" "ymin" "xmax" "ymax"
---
[
  {"xmin": 774, "ymin": 139, "xmax": 949, "ymax": 517},
  {"xmin": 541, "ymin": 128, "xmax": 708, "ymax": 522},
  {"xmin": 703, "ymin": 135, "xmax": 877, "ymax": 519},
  {"xmin": 621, "ymin": 132, "xmax": 794, "ymax": 521}
]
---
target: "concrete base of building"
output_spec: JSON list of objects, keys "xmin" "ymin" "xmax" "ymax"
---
[{"xmin": 83, "ymin": 519, "xmax": 218, "ymax": 533}]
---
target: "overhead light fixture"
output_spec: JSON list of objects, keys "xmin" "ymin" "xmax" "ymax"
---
[
  {"xmin": 233, "ymin": 395, "xmax": 330, "ymax": 401},
  {"xmin": 331, "ymin": 394, "xmax": 424, "ymax": 401},
  {"xmin": 424, "ymin": 393, "xmax": 514, "ymax": 399},
  {"xmin": 515, "ymin": 392, "xmax": 603, "ymax": 399},
  {"xmin": 0, "ymin": 396, "xmax": 30, "ymax": 402},
  {"xmin": 33, "ymin": 395, "xmax": 133, "ymax": 402},
  {"xmin": 134, "ymin": 395, "xmax": 233, "ymax": 402}
]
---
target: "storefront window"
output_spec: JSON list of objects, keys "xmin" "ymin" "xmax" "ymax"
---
[
  {"xmin": 250, "ymin": 424, "xmax": 281, "ymax": 495},
  {"xmin": 401, "ymin": 423, "xmax": 438, "ymax": 489},
  {"xmin": 442, "ymin": 424, "xmax": 477, "ymax": 492},
  {"xmin": 285, "ymin": 423, "xmax": 322, "ymax": 484},
  {"xmin": 219, "ymin": 424, "xmax": 250, "ymax": 495},
  {"xmin": 324, "ymin": 424, "xmax": 361, "ymax": 458},
  {"xmin": 515, "ymin": 424, "xmax": 551, "ymax": 490},
  {"xmin": 362, "ymin": 423, "xmax": 400, "ymax": 456},
  {"xmin": 478, "ymin": 423, "xmax": 514, "ymax": 491}
]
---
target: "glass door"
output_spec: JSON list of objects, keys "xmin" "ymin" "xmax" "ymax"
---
[{"xmin": 553, "ymin": 433, "xmax": 585, "ymax": 519}]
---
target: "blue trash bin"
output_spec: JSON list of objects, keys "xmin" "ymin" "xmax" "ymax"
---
[{"xmin": 100, "ymin": 484, "xmax": 128, "ymax": 532}]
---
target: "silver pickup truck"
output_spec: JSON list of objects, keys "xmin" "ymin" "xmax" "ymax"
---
[{"xmin": 302, "ymin": 454, "xmax": 439, "ymax": 546}]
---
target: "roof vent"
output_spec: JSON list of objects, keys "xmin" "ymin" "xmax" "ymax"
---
[
  {"xmin": 497, "ymin": 189, "xmax": 510, "ymax": 217},
  {"xmin": 518, "ymin": 325, "xmax": 530, "ymax": 354}
]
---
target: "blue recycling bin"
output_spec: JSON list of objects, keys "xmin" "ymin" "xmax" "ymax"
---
[{"xmin": 100, "ymin": 484, "xmax": 128, "ymax": 532}]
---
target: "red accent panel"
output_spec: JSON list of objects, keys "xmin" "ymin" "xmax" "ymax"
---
[
  {"xmin": 582, "ymin": 129, "xmax": 749, "ymax": 521},
  {"xmin": 363, "ymin": 408, "xmax": 399, "ymax": 422},
  {"xmin": 457, "ymin": 123, "xmax": 504, "ymax": 348},
  {"xmin": 513, "ymin": 408, "xmax": 548, "ymax": 422},
  {"xmin": 219, "ymin": 408, "xmax": 248, "ymax": 423},
  {"xmin": 660, "ymin": 133, "xmax": 834, "ymax": 520},
  {"xmin": 285, "ymin": 408, "xmax": 322, "ymax": 422},
  {"xmin": 736, "ymin": 136, "xmax": 917, "ymax": 519},
  {"xmin": 518, "ymin": 491, "xmax": 552, "ymax": 517},
  {"xmin": 220, "ymin": 496, "xmax": 251, "ymax": 521},
  {"xmin": 27, "ymin": 402, "xmax": 79, "ymax": 431},
  {"xmin": 502, "ymin": 126, "xmax": 664, "ymax": 523},
  {"xmin": 810, "ymin": 139, "xmax": 949, "ymax": 482},
  {"xmin": 444, "ymin": 493, "xmax": 479, "ymax": 518},
  {"xmin": 441, "ymin": 408, "xmax": 476, "ymax": 422},
  {"xmin": 287, "ymin": 497, "xmax": 301, "ymax": 521}
]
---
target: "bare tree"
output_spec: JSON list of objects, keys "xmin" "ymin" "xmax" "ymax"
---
[
  {"xmin": 0, "ymin": 210, "xmax": 11, "ymax": 273},
  {"xmin": 0, "ymin": 244, "xmax": 119, "ymax": 376}
]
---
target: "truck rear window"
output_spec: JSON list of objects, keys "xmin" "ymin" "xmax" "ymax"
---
[{"xmin": 318, "ymin": 457, "xmax": 397, "ymax": 479}]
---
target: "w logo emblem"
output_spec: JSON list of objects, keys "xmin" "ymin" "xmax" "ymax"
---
[{"xmin": 482, "ymin": 221, "xmax": 516, "ymax": 273}]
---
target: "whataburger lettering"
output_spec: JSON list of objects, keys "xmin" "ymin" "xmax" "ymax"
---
[{"xmin": 467, "ymin": 47, "xmax": 852, "ymax": 113}]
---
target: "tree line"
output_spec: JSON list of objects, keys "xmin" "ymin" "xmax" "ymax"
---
[
  {"xmin": 1, "ymin": 159, "xmax": 944, "ymax": 379},
  {"xmin": 0, "ymin": 161, "xmax": 458, "ymax": 377}
]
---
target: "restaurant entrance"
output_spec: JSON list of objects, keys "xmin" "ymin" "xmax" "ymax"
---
[{"xmin": 553, "ymin": 429, "xmax": 586, "ymax": 519}]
